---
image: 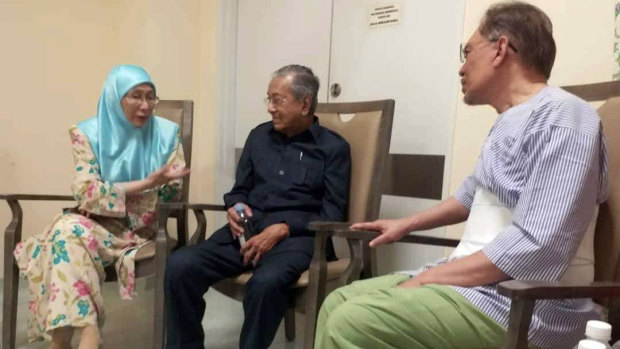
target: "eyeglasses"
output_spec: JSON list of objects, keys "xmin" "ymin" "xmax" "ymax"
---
[
  {"xmin": 459, "ymin": 38, "xmax": 518, "ymax": 63},
  {"xmin": 263, "ymin": 96, "xmax": 288, "ymax": 108},
  {"xmin": 125, "ymin": 94, "xmax": 160, "ymax": 107}
]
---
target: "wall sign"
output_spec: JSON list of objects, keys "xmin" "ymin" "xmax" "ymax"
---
[{"xmin": 369, "ymin": 4, "xmax": 400, "ymax": 29}]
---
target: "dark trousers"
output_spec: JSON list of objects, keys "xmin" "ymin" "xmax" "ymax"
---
[{"xmin": 165, "ymin": 226, "xmax": 313, "ymax": 349}]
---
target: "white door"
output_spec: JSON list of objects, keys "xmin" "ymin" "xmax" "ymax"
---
[
  {"xmin": 235, "ymin": 0, "xmax": 333, "ymax": 148},
  {"xmin": 327, "ymin": 0, "xmax": 464, "ymax": 274}
]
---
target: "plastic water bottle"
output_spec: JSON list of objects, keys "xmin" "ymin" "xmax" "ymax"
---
[
  {"xmin": 233, "ymin": 203, "xmax": 253, "ymax": 246},
  {"xmin": 576, "ymin": 320, "xmax": 613, "ymax": 349}
]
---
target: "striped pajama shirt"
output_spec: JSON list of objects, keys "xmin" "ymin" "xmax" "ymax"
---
[{"xmin": 401, "ymin": 86, "xmax": 609, "ymax": 348}]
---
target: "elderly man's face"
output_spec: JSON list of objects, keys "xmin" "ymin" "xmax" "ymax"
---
[
  {"xmin": 266, "ymin": 75, "xmax": 309, "ymax": 137},
  {"xmin": 459, "ymin": 30, "xmax": 498, "ymax": 105}
]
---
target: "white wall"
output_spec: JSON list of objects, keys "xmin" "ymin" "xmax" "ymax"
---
[{"xmin": 0, "ymin": 0, "xmax": 218, "ymax": 277}]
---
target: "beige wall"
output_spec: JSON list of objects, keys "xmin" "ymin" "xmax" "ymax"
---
[
  {"xmin": 0, "ymin": 0, "xmax": 218, "ymax": 275},
  {"xmin": 447, "ymin": 0, "xmax": 617, "ymax": 241}
]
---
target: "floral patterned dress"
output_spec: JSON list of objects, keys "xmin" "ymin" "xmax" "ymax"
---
[{"xmin": 14, "ymin": 125, "xmax": 185, "ymax": 342}]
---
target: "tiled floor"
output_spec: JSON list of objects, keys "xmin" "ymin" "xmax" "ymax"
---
[{"xmin": 2, "ymin": 277, "xmax": 303, "ymax": 348}]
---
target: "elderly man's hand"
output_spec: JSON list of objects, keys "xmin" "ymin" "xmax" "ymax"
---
[{"xmin": 240, "ymin": 223, "xmax": 290, "ymax": 266}]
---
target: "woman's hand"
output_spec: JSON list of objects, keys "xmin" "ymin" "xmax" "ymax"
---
[
  {"xmin": 147, "ymin": 164, "xmax": 190, "ymax": 188},
  {"xmin": 116, "ymin": 164, "xmax": 190, "ymax": 194}
]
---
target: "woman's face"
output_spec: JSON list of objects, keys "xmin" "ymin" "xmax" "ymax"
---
[{"xmin": 121, "ymin": 83, "xmax": 157, "ymax": 128}]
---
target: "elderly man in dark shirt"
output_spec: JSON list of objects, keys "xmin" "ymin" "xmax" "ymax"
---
[{"xmin": 165, "ymin": 64, "xmax": 351, "ymax": 349}]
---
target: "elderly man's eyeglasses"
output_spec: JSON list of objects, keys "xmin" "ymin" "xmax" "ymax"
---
[
  {"xmin": 126, "ymin": 94, "xmax": 160, "ymax": 107},
  {"xmin": 459, "ymin": 38, "xmax": 518, "ymax": 63},
  {"xmin": 263, "ymin": 96, "xmax": 288, "ymax": 108}
]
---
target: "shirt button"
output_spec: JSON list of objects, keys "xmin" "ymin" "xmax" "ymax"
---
[{"xmin": 279, "ymin": 170, "xmax": 284, "ymax": 175}]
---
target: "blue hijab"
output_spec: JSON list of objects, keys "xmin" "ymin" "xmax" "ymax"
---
[{"xmin": 77, "ymin": 65, "xmax": 179, "ymax": 184}]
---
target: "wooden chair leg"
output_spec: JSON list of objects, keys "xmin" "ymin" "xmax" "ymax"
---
[
  {"xmin": 153, "ymin": 268, "xmax": 166, "ymax": 349},
  {"xmin": 284, "ymin": 308, "xmax": 296, "ymax": 341},
  {"xmin": 3, "ymin": 253, "xmax": 19, "ymax": 349},
  {"xmin": 609, "ymin": 298, "xmax": 620, "ymax": 343},
  {"xmin": 4, "ymin": 198, "xmax": 22, "ymax": 349},
  {"xmin": 152, "ymin": 249, "xmax": 168, "ymax": 349},
  {"xmin": 153, "ymin": 208, "xmax": 171, "ymax": 349},
  {"xmin": 303, "ymin": 231, "xmax": 328, "ymax": 349},
  {"xmin": 504, "ymin": 298, "xmax": 534, "ymax": 349}
]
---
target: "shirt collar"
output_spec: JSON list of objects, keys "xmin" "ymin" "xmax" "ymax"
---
[
  {"xmin": 270, "ymin": 116, "xmax": 321, "ymax": 142},
  {"xmin": 308, "ymin": 116, "xmax": 321, "ymax": 139}
]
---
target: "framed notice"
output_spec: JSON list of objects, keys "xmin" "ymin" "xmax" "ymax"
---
[{"xmin": 369, "ymin": 4, "xmax": 400, "ymax": 29}]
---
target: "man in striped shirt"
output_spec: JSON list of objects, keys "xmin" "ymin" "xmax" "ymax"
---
[{"xmin": 314, "ymin": 2, "xmax": 608, "ymax": 349}]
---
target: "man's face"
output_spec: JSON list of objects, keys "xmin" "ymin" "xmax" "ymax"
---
[
  {"xmin": 459, "ymin": 30, "xmax": 497, "ymax": 105},
  {"xmin": 266, "ymin": 75, "xmax": 309, "ymax": 137}
]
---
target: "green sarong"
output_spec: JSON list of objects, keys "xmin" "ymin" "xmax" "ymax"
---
[{"xmin": 315, "ymin": 274, "xmax": 508, "ymax": 349}]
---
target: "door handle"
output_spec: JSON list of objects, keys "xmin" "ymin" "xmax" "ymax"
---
[{"xmin": 330, "ymin": 83, "xmax": 342, "ymax": 98}]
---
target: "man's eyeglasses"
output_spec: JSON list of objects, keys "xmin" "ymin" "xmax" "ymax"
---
[
  {"xmin": 126, "ymin": 95, "xmax": 160, "ymax": 107},
  {"xmin": 263, "ymin": 96, "xmax": 288, "ymax": 108},
  {"xmin": 459, "ymin": 38, "xmax": 518, "ymax": 63}
]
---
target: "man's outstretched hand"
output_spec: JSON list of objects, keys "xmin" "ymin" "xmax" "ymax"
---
[{"xmin": 350, "ymin": 218, "xmax": 412, "ymax": 248}]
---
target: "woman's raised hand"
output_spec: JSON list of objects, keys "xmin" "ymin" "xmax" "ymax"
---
[{"xmin": 147, "ymin": 164, "xmax": 191, "ymax": 187}]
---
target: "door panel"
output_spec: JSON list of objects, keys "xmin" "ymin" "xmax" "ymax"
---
[
  {"xmin": 329, "ymin": 0, "xmax": 465, "ymax": 274},
  {"xmin": 235, "ymin": 0, "xmax": 333, "ymax": 147}
]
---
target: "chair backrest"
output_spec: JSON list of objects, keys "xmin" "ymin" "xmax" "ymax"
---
[
  {"xmin": 595, "ymin": 96, "xmax": 620, "ymax": 283},
  {"xmin": 154, "ymin": 100, "xmax": 194, "ymax": 202},
  {"xmin": 315, "ymin": 100, "xmax": 394, "ymax": 223},
  {"xmin": 563, "ymin": 81, "xmax": 620, "ymax": 284}
]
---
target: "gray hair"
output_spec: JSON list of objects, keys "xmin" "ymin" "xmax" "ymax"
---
[
  {"xmin": 272, "ymin": 65, "xmax": 320, "ymax": 115},
  {"xmin": 479, "ymin": 1, "xmax": 556, "ymax": 79}
]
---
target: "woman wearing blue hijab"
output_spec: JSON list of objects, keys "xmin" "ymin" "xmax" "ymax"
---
[{"xmin": 14, "ymin": 65, "xmax": 190, "ymax": 348}]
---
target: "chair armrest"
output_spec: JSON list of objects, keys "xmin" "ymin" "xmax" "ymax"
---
[
  {"xmin": 157, "ymin": 202, "xmax": 227, "ymax": 245},
  {"xmin": 157, "ymin": 202, "xmax": 226, "ymax": 212},
  {"xmin": 156, "ymin": 202, "xmax": 188, "ymax": 210},
  {"xmin": 156, "ymin": 203, "xmax": 180, "ymax": 247},
  {"xmin": 498, "ymin": 280, "xmax": 620, "ymax": 300},
  {"xmin": 308, "ymin": 221, "xmax": 460, "ymax": 247},
  {"xmin": 188, "ymin": 203, "xmax": 226, "ymax": 244},
  {"xmin": 0, "ymin": 194, "xmax": 75, "ymax": 201},
  {"xmin": 498, "ymin": 280, "xmax": 620, "ymax": 349},
  {"xmin": 188, "ymin": 203, "xmax": 227, "ymax": 211},
  {"xmin": 308, "ymin": 221, "xmax": 350, "ymax": 232},
  {"xmin": 2, "ymin": 194, "xmax": 76, "ymax": 249}
]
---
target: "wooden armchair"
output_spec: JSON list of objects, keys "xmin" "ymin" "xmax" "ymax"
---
[
  {"xmin": 1, "ymin": 100, "xmax": 193, "ymax": 349},
  {"xmin": 158, "ymin": 99, "xmax": 394, "ymax": 349},
  {"xmin": 308, "ymin": 81, "xmax": 620, "ymax": 349}
]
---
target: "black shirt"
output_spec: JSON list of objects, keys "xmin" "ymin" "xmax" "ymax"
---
[{"xmin": 224, "ymin": 117, "xmax": 351, "ymax": 237}]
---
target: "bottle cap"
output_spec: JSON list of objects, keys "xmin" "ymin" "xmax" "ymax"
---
[
  {"xmin": 234, "ymin": 203, "xmax": 245, "ymax": 214},
  {"xmin": 578, "ymin": 339, "xmax": 607, "ymax": 349},
  {"xmin": 586, "ymin": 320, "xmax": 612, "ymax": 341}
]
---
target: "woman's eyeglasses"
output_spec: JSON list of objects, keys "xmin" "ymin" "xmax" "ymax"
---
[{"xmin": 126, "ymin": 95, "xmax": 160, "ymax": 107}]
